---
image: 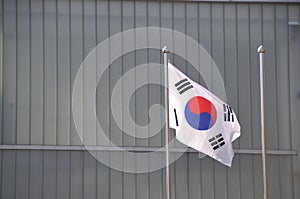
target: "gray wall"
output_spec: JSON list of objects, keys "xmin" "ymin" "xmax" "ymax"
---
[{"xmin": 1, "ymin": 0, "xmax": 300, "ymax": 199}]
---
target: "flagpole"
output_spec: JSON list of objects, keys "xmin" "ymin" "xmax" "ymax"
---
[
  {"xmin": 258, "ymin": 45, "xmax": 268, "ymax": 199},
  {"xmin": 162, "ymin": 46, "xmax": 171, "ymax": 199}
]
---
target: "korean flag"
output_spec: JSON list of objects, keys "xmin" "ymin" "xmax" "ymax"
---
[{"xmin": 168, "ymin": 62, "xmax": 241, "ymax": 167}]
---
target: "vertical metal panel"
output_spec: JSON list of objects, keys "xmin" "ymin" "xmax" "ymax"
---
[
  {"xmin": 135, "ymin": 0, "xmax": 148, "ymax": 148},
  {"xmin": 275, "ymin": 4, "xmax": 293, "ymax": 199},
  {"xmin": 119, "ymin": 28, "xmax": 135, "ymax": 199},
  {"xmin": 289, "ymin": 5, "xmax": 300, "ymax": 199},
  {"xmin": 43, "ymin": 151, "xmax": 57, "ymax": 199},
  {"xmin": 275, "ymin": 5, "xmax": 291, "ymax": 151},
  {"xmin": 0, "ymin": 0, "xmax": 3, "ymax": 145},
  {"xmin": 96, "ymin": 152, "xmax": 110, "ymax": 199},
  {"xmin": 70, "ymin": 0, "xmax": 83, "ymax": 145},
  {"xmin": 274, "ymin": 8, "xmax": 295, "ymax": 198},
  {"xmin": 122, "ymin": 0, "xmax": 135, "ymax": 148},
  {"xmin": 83, "ymin": 0, "xmax": 96, "ymax": 146},
  {"xmin": 96, "ymin": 1, "xmax": 111, "ymax": 199},
  {"xmin": 29, "ymin": 151, "xmax": 43, "ymax": 199},
  {"xmin": 70, "ymin": 151, "xmax": 84, "ymax": 199},
  {"xmin": 148, "ymin": 1, "xmax": 162, "ymax": 148},
  {"xmin": 16, "ymin": 0, "xmax": 30, "ymax": 144},
  {"xmin": 96, "ymin": 0, "xmax": 110, "ymax": 147},
  {"xmin": 0, "ymin": 151, "xmax": 2, "ymax": 198},
  {"xmin": 1, "ymin": 150, "xmax": 16, "ymax": 198},
  {"xmin": 188, "ymin": 154, "xmax": 201, "ymax": 199},
  {"xmin": 43, "ymin": 0, "xmax": 57, "ymax": 145},
  {"xmin": 263, "ymin": 4, "xmax": 278, "ymax": 150},
  {"xmin": 57, "ymin": 0, "xmax": 71, "ymax": 145},
  {"xmin": 109, "ymin": 2, "xmax": 123, "ymax": 199},
  {"xmin": 15, "ymin": 151, "xmax": 30, "ymax": 199},
  {"xmin": 3, "ymin": 0, "xmax": 17, "ymax": 144},
  {"xmin": 135, "ymin": 2, "xmax": 150, "ymax": 198},
  {"xmin": 249, "ymin": 3, "xmax": 262, "ymax": 150},
  {"xmin": 199, "ymin": 3, "xmax": 212, "ymax": 89},
  {"xmin": 148, "ymin": 2, "xmax": 163, "ymax": 199},
  {"xmin": 57, "ymin": 151, "xmax": 70, "ymax": 199},
  {"xmin": 83, "ymin": 151, "xmax": 97, "ymax": 199},
  {"xmin": 30, "ymin": 0, "xmax": 44, "ymax": 144},
  {"xmin": 109, "ymin": 0, "xmax": 122, "ymax": 146}
]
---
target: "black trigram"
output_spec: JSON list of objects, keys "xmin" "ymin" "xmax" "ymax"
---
[
  {"xmin": 223, "ymin": 104, "xmax": 234, "ymax": 122},
  {"xmin": 175, "ymin": 78, "xmax": 193, "ymax": 95},
  {"xmin": 209, "ymin": 133, "xmax": 225, "ymax": 150},
  {"xmin": 174, "ymin": 109, "xmax": 179, "ymax": 127}
]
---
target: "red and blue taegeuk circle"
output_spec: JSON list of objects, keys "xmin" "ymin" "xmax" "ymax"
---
[{"xmin": 184, "ymin": 96, "xmax": 217, "ymax": 130}]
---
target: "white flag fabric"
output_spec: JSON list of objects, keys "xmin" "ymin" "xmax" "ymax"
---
[{"xmin": 168, "ymin": 62, "xmax": 241, "ymax": 167}]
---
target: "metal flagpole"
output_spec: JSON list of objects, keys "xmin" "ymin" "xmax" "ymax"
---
[
  {"xmin": 257, "ymin": 45, "xmax": 268, "ymax": 199},
  {"xmin": 162, "ymin": 46, "xmax": 171, "ymax": 199}
]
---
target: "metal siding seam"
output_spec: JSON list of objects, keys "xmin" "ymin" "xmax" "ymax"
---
[
  {"xmin": 94, "ymin": 1, "xmax": 98, "ymax": 199},
  {"xmin": 68, "ymin": 0, "xmax": 71, "ymax": 146},
  {"xmin": 0, "ymin": 0, "xmax": 3, "ymax": 145},
  {"xmin": 55, "ymin": 0, "xmax": 58, "ymax": 145},
  {"xmin": 42, "ymin": 0, "xmax": 45, "ymax": 146},
  {"xmin": 298, "ymin": 5, "xmax": 300, "ymax": 198},
  {"xmin": 0, "ymin": 0, "xmax": 1, "ymax": 159},
  {"xmin": 287, "ymin": 5, "xmax": 295, "ymax": 199},
  {"xmin": 108, "ymin": 1, "xmax": 111, "ymax": 199},
  {"xmin": 81, "ymin": 0, "xmax": 85, "ymax": 198},
  {"xmin": 289, "ymin": 5, "xmax": 300, "ymax": 199},
  {"xmin": 121, "ymin": 1, "xmax": 124, "ymax": 198},
  {"xmin": 146, "ymin": 1, "xmax": 151, "ymax": 199},
  {"xmin": 287, "ymin": 6, "xmax": 300, "ymax": 198},
  {"xmin": 0, "ymin": 151, "xmax": 2, "ymax": 199},
  {"xmin": 235, "ymin": 3, "xmax": 242, "ymax": 199},
  {"xmin": 288, "ymin": 5, "xmax": 295, "ymax": 199},
  {"xmin": 29, "ymin": 0, "xmax": 32, "ymax": 146},
  {"xmin": 41, "ymin": 151, "xmax": 44, "ymax": 199},
  {"xmin": 27, "ymin": 151, "xmax": 31, "ymax": 199},
  {"xmin": 159, "ymin": 2, "xmax": 164, "ymax": 199},
  {"xmin": 15, "ymin": 0, "xmax": 18, "ymax": 146},
  {"xmin": 274, "ymin": 5, "xmax": 283, "ymax": 199},
  {"xmin": 134, "ymin": 0, "xmax": 137, "ymax": 198},
  {"xmin": 55, "ymin": 150, "xmax": 58, "ymax": 199},
  {"xmin": 14, "ymin": 150, "xmax": 17, "ymax": 199},
  {"xmin": 247, "ymin": 3, "xmax": 256, "ymax": 199}
]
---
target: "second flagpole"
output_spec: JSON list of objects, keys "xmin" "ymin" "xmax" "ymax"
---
[
  {"xmin": 258, "ymin": 45, "xmax": 268, "ymax": 199},
  {"xmin": 162, "ymin": 46, "xmax": 171, "ymax": 199}
]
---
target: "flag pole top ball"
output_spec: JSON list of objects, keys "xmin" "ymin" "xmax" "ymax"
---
[
  {"xmin": 162, "ymin": 46, "xmax": 170, "ymax": 53},
  {"xmin": 257, "ymin": 45, "xmax": 265, "ymax": 53}
]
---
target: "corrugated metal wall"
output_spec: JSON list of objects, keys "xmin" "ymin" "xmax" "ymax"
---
[{"xmin": 0, "ymin": 0, "xmax": 300, "ymax": 198}]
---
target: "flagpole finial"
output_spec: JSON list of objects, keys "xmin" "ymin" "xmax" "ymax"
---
[
  {"xmin": 257, "ymin": 45, "xmax": 265, "ymax": 53},
  {"xmin": 162, "ymin": 46, "xmax": 170, "ymax": 53}
]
